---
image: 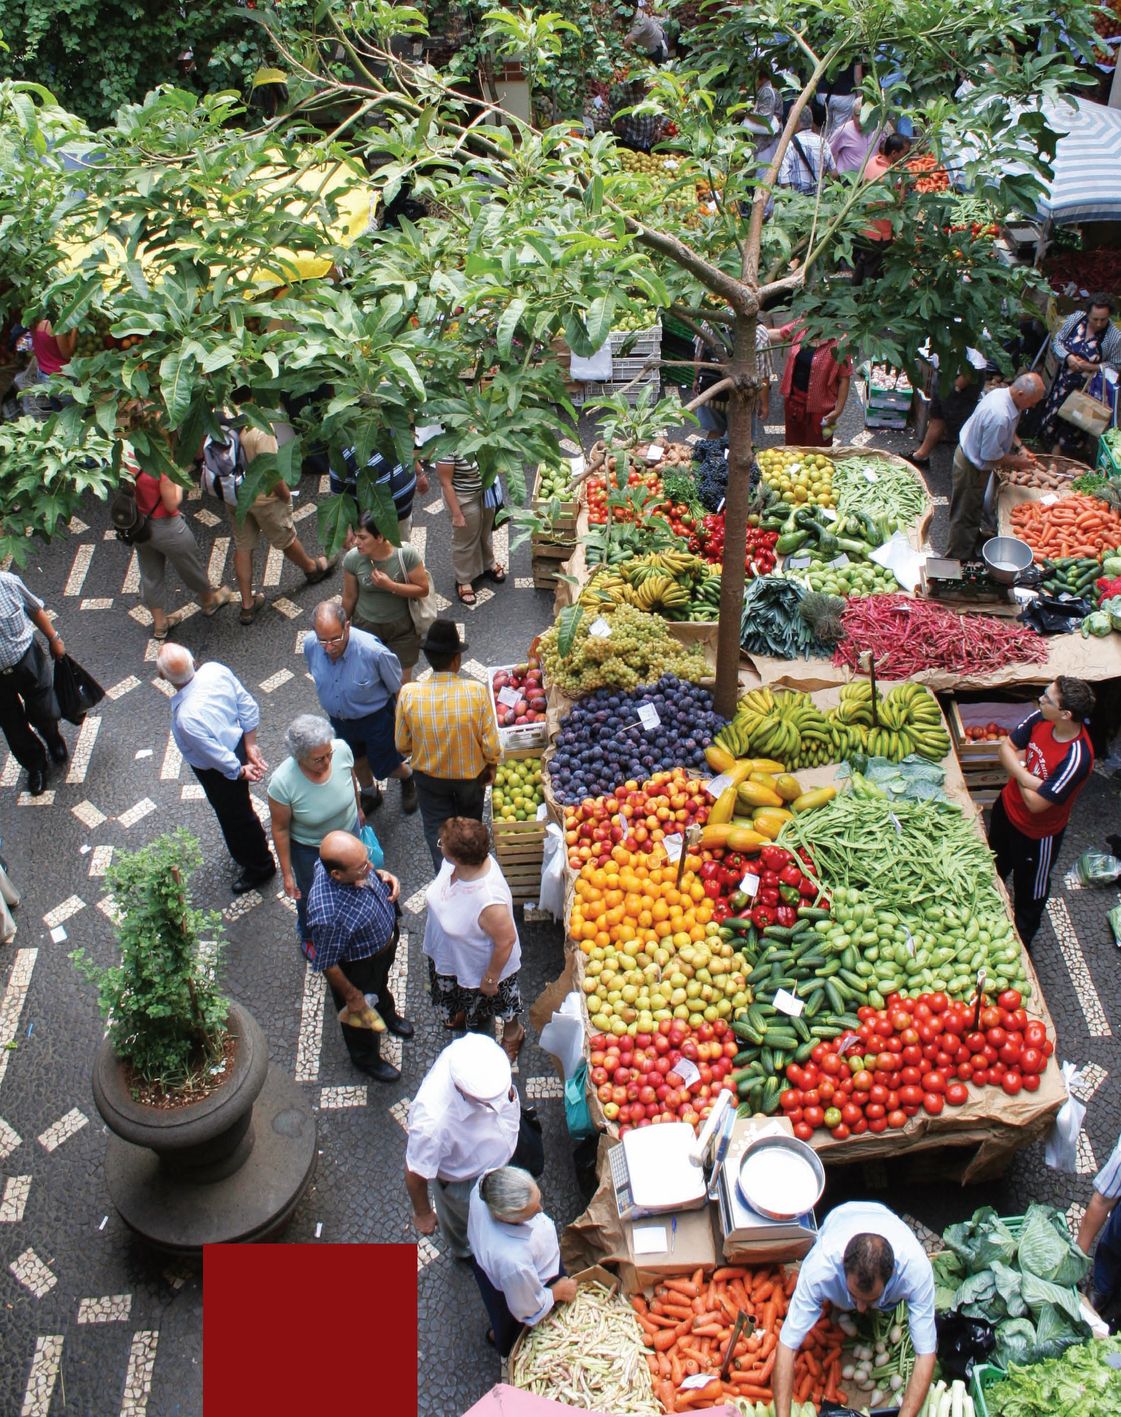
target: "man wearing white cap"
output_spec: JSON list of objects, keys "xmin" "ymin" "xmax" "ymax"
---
[{"xmin": 406, "ymin": 1034, "xmax": 526, "ymax": 1259}]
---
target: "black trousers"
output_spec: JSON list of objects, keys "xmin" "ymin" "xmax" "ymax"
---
[
  {"xmin": 988, "ymin": 794, "xmax": 1065, "ymax": 947},
  {"xmin": 190, "ymin": 736, "xmax": 274, "ymax": 874},
  {"xmin": 411, "ymin": 770, "xmax": 487, "ymax": 871},
  {"xmin": 327, "ymin": 930, "xmax": 400, "ymax": 1067},
  {"xmin": 0, "ymin": 640, "xmax": 60, "ymax": 771}
]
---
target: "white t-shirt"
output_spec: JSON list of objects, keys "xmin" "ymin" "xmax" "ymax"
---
[
  {"xmin": 467, "ymin": 1183, "xmax": 562, "ymax": 1326},
  {"xmin": 422, "ymin": 856, "xmax": 521, "ymax": 988},
  {"xmin": 405, "ymin": 1047, "xmax": 520, "ymax": 1183}
]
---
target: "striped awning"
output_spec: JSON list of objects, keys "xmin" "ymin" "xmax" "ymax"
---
[{"xmin": 1039, "ymin": 95, "xmax": 1121, "ymax": 226}]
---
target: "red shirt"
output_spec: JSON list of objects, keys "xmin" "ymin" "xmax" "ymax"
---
[
  {"xmin": 777, "ymin": 324, "xmax": 853, "ymax": 418},
  {"xmin": 135, "ymin": 470, "xmax": 174, "ymax": 520},
  {"xmin": 1000, "ymin": 710, "xmax": 1093, "ymax": 840}
]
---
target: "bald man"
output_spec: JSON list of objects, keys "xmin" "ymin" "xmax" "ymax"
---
[
  {"xmin": 157, "ymin": 645, "xmax": 276, "ymax": 894},
  {"xmin": 946, "ymin": 371, "xmax": 1045, "ymax": 561}
]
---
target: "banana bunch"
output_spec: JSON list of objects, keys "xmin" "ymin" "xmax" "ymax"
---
[
  {"xmin": 629, "ymin": 573, "xmax": 692, "ymax": 612},
  {"xmin": 688, "ymin": 571, "xmax": 722, "ymax": 621},
  {"xmin": 716, "ymin": 683, "xmax": 951, "ymax": 768},
  {"xmin": 633, "ymin": 549, "xmax": 702, "ymax": 579},
  {"xmin": 578, "ymin": 570, "xmax": 629, "ymax": 610}
]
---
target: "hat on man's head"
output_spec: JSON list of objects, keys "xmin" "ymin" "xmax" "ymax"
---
[
  {"xmin": 420, "ymin": 618, "xmax": 469, "ymax": 657},
  {"xmin": 448, "ymin": 1034, "xmax": 512, "ymax": 1103}
]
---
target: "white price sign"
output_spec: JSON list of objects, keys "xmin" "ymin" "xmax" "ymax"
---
[
  {"xmin": 679, "ymin": 1374, "xmax": 717, "ymax": 1392},
  {"xmin": 1040, "ymin": 493, "xmax": 1059, "ymax": 506},
  {"xmin": 637, "ymin": 703, "xmax": 661, "ymax": 732},
  {"xmin": 497, "ymin": 686, "xmax": 522, "ymax": 708},
  {"xmin": 773, "ymin": 988, "xmax": 805, "ymax": 1018},
  {"xmin": 662, "ymin": 833, "xmax": 684, "ymax": 863},
  {"xmin": 705, "ymin": 771, "xmax": 736, "ymax": 798},
  {"xmin": 864, "ymin": 469, "xmax": 880, "ymax": 483},
  {"xmin": 674, "ymin": 1056, "xmax": 702, "ymax": 1090},
  {"xmin": 740, "ymin": 872, "xmax": 760, "ymax": 897},
  {"xmin": 646, "ymin": 443, "xmax": 665, "ymax": 461},
  {"xmin": 588, "ymin": 617, "xmax": 612, "ymax": 638},
  {"xmin": 821, "ymin": 507, "xmax": 839, "ymax": 522}
]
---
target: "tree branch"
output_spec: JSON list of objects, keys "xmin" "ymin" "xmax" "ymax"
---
[{"xmin": 685, "ymin": 376, "xmax": 734, "ymax": 411}]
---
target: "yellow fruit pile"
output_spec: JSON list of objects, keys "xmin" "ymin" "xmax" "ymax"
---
[
  {"xmin": 757, "ymin": 448, "xmax": 836, "ymax": 508},
  {"xmin": 492, "ymin": 757, "xmax": 544, "ymax": 823},
  {"xmin": 570, "ymin": 844, "xmax": 715, "ymax": 952}
]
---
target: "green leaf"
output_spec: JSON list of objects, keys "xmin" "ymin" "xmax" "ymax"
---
[
  {"xmin": 495, "ymin": 298, "xmax": 526, "ymax": 360},
  {"xmin": 158, "ymin": 348, "xmax": 196, "ymax": 427},
  {"xmin": 555, "ymin": 604, "xmax": 584, "ymax": 658}
]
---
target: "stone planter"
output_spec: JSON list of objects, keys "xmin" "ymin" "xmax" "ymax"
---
[{"xmin": 92, "ymin": 1001, "xmax": 316, "ymax": 1254}]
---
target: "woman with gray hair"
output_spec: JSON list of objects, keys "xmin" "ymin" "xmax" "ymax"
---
[
  {"xmin": 466, "ymin": 1166, "xmax": 577, "ymax": 1355},
  {"xmin": 267, "ymin": 713, "xmax": 383, "ymax": 943}
]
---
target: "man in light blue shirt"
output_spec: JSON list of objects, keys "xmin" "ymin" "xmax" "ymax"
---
[
  {"xmin": 947, "ymin": 373, "xmax": 1044, "ymax": 560},
  {"xmin": 775, "ymin": 1201, "xmax": 936, "ymax": 1417},
  {"xmin": 304, "ymin": 601, "xmax": 416, "ymax": 814},
  {"xmin": 157, "ymin": 644, "xmax": 276, "ymax": 894}
]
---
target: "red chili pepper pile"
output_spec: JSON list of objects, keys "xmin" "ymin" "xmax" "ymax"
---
[
  {"xmin": 1043, "ymin": 247, "xmax": 1121, "ymax": 295},
  {"xmin": 690, "ymin": 513, "xmax": 778, "ymax": 576},
  {"xmin": 833, "ymin": 594, "xmax": 1048, "ymax": 677},
  {"xmin": 781, "ymin": 988, "xmax": 1053, "ymax": 1142}
]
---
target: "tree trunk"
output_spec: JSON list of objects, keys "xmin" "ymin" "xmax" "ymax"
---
[{"xmin": 714, "ymin": 311, "xmax": 757, "ymax": 719}]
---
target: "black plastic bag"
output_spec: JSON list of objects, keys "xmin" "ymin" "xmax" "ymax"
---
[
  {"xmin": 1019, "ymin": 595, "xmax": 1093, "ymax": 636},
  {"xmin": 53, "ymin": 653, "xmax": 105, "ymax": 725},
  {"xmin": 936, "ymin": 1307, "xmax": 996, "ymax": 1380}
]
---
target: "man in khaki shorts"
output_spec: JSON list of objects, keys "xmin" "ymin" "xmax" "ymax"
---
[{"xmin": 227, "ymin": 423, "xmax": 337, "ymax": 624}]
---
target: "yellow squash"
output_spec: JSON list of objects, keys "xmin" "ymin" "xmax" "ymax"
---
[{"xmin": 792, "ymin": 785, "xmax": 838, "ymax": 814}]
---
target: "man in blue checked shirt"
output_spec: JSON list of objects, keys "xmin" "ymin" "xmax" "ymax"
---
[
  {"xmin": 1077, "ymin": 1132, "xmax": 1121, "ymax": 1331},
  {"xmin": 305, "ymin": 829, "xmax": 413, "ymax": 1083},
  {"xmin": 304, "ymin": 601, "xmax": 417, "ymax": 815},
  {"xmin": 775, "ymin": 1201, "xmax": 936, "ymax": 1417}
]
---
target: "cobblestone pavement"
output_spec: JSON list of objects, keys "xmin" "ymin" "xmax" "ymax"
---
[{"xmin": 0, "ymin": 398, "xmax": 1118, "ymax": 1417}]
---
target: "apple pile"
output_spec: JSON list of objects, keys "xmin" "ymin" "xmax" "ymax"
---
[
  {"xmin": 588, "ymin": 1018, "xmax": 740, "ymax": 1133},
  {"xmin": 563, "ymin": 767, "xmax": 712, "ymax": 868},
  {"xmin": 492, "ymin": 657, "xmax": 547, "ymax": 727},
  {"xmin": 962, "ymin": 722, "xmax": 1005, "ymax": 743}
]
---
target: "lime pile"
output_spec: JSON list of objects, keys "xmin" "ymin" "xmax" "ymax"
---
[
  {"xmin": 492, "ymin": 757, "xmax": 545, "ymax": 823},
  {"xmin": 758, "ymin": 448, "xmax": 836, "ymax": 509}
]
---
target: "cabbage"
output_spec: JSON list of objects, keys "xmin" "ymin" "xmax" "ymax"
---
[
  {"xmin": 944, "ymin": 1207, "xmax": 1017, "ymax": 1270},
  {"xmin": 1102, "ymin": 556, "xmax": 1121, "ymax": 577},
  {"xmin": 993, "ymin": 1317, "xmax": 1038, "ymax": 1368},
  {"xmin": 1016, "ymin": 1204, "xmax": 1091, "ymax": 1287}
]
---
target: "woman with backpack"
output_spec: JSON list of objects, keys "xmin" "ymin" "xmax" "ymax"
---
[{"xmin": 130, "ymin": 456, "xmax": 235, "ymax": 639}]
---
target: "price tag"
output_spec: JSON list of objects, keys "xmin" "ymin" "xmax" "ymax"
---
[
  {"xmin": 864, "ymin": 469, "xmax": 880, "ymax": 483},
  {"xmin": 638, "ymin": 703, "xmax": 661, "ymax": 731},
  {"xmin": 663, "ymin": 832, "xmax": 684, "ymax": 863},
  {"xmin": 829, "ymin": 553, "xmax": 851, "ymax": 567},
  {"xmin": 774, "ymin": 988, "xmax": 805, "ymax": 1017},
  {"xmin": 894, "ymin": 602, "xmax": 913, "ymax": 613},
  {"xmin": 787, "ymin": 555, "xmax": 813, "ymax": 570},
  {"xmin": 679, "ymin": 1374, "xmax": 717, "ymax": 1392},
  {"xmin": 717, "ymin": 496, "xmax": 726, "ymax": 513},
  {"xmin": 904, "ymin": 927, "xmax": 916, "ymax": 958},
  {"xmin": 889, "ymin": 812, "xmax": 903, "ymax": 835},
  {"xmin": 705, "ymin": 772, "xmax": 735, "ymax": 798},
  {"xmin": 821, "ymin": 507, "xmax": 839, "ymax": 522},
  {"xmin": 1041, "ymin": 493, "xmax": 1059, "ymax": 506},
  {"xmin": 571, "ymin": 454, "xmax": 586, "ymax": 477},
  {"xmin": 588, "ymin": 616, "xmax": 612, "ymax": 638},
  {"xmin": 497, "ymin": 686, "xmax": 521, "ymax": 708},
  {"xmin": 646, "ymin": 443, "xmax": 665, "ymax": 461},
  {"xmin": 674, "ymin": 1056, "xmax": 702, "ymax": 1090},
  {"xmin": 740, "ymin": 872, "xmax": 760, "ymax": 897}
]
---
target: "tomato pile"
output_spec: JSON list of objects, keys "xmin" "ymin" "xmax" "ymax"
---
[
  {"xmin": 563, "ymin": 768, "xmax": 712, "ymax": 870},
  {"xmin": 690, "ymin": 512, "xmax": 779, "ymax": 576},
  {"xmin": 586, "ymin": 469, "xmax": 663, "ymax": 524},
  {"xmin": 780, "ymin": 989, "xmax": 1053, "ymax": 1142},
  {"xmin": 589, "ymin": 1017, "xmax": 740, "ymax": 1133},
  {"xmin": 656, "ymin": 499, "xmax": 699, "ymax": 540},
  {"xmin": 962, "ymin": 722, "xmax": 1005, "ymax": 742}
]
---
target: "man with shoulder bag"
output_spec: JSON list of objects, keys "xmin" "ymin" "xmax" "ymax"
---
[{"xmin": 0, "ymin": 571, "xmax": 68, "ymax": 797}]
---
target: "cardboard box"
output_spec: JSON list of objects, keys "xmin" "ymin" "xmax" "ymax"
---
[{"xmin": 624, "ymin": 1203, "xmax": 717, "ymax": 1277}]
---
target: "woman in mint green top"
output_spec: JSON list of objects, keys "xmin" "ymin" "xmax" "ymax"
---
[
  {"xmin": 341, "ymin": 513, "xmax": 431, "ymax": 676},
  {"xmin": 267, "ymin": 714, "xmax": 383, "ymax": 942}
]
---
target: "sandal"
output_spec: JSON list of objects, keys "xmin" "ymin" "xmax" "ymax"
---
[
  {"xmin": 239, "ymin": 592, "xmax": 266, "ymax": 626},
  {"xmin": 305, "ymin": 555, "xmax": 338, "ymax": 586},
  {"xmin": 151, "ymin": 622, "xmax": 170, "ymax": 642},
  {"xmin": 443, "ymin": 1010, "xmax": 466, "ymax": 1031},
  {"xmin": 501, "ymin": 1024, "xmax": 526, "ymax": 1064},
  {"xmin": 483, "ymin": 564, "xmax": 507, "ymax": 584},
  {"xmin": 202, "ymin": 587, "xmax": 235, "ymax": 617},
  {"xmin": 456, "ymin": 584, "xmax": 477, "ymax": 605}
]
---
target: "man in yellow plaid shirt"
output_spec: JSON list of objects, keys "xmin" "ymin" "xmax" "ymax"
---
[{"xmin": 395, "ymin": 620, "xmax": 501, "ymax": 869}]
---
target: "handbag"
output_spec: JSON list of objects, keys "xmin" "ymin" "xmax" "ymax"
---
[
  {"xmin": 1058, "ymin": 374, "xmax": 1113, "ymax": 436},
  {"xmin": 358, "ymin": 823, "xmax": 385, "ymax": 870},
  {"xmin": 395, "ymin": 550, "xmax": 438, "ymax": 638},
  {"xmin": 52, "ymin": 653, "xmax": 105, "ymax": 725}
]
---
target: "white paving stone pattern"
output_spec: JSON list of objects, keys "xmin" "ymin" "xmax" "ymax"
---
[
  {"xmin": 10, "ymin": 1247, "xmax": 57, "ymax": 1298},
  {"xmin": 19, "ymin": 1334, "xmax": 63, "ymax": 1417},
  {"xmin": 1048, "ymin": 897, "xmax": 1111, "ymax": 1037},
  {"xmin": 78, "ymin": 1293, "xmax": 134, "ymax": 1324},
  {"xmin": 38, "ymin": 1107, "xmax": 90, "ymax": 1152}
]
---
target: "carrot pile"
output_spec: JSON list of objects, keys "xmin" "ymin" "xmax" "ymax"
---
[
  {"xmin": 631, "ymin": 1265, "xmax": 849, "ymax": 1413},
  {"xmin": 1010, "ymin": 492, "xmax": 1121, "ymax": 562}
]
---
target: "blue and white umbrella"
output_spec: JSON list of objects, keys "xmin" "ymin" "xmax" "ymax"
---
[{"xmin": 1039, "ymin": 94, "xmax": 1121, "ymax": 226}]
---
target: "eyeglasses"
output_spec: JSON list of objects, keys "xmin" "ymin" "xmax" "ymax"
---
[
  {"xmin": 305, "ymin": 748, "xmax": 334, "ymax": 766},
  {"xmin": 317, "ymin": 633, "xmax": 346, "ymax": 647},
  {"xmin": 1039, "ymin": 692, "xmax": 1057, "ymax": 708}
]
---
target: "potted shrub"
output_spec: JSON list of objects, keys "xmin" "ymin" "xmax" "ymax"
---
[{"xmin": 73, "ymin": 829, "xmax": 315, "ymax": 1250}]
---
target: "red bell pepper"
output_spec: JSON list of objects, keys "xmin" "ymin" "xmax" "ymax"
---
[
  {"xmin": 760, "ymin": 845, "xmax": 792, "ymax": 873},
  {"xmin": 751, "ymin": 903, "xmax": 777, "ymax": 929},
  {"xmin": 760, "ymin": 868, "xmax": 780, "ymax": 887},
  {"xmin": 776, "ymin": 904, "xmax": 799, "ymax": 927},
  {"xmin": 757, "ymin": 886, "xmax": 781, "ymax": 908},
  {"xmin": 779, "ymin": 864, "xmax": 804, "ymax": 888},
  {"xmin": 798, "ymin": 877, "xmax": 819, "ymax": 899}
]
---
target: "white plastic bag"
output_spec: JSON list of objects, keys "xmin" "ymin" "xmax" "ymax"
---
[
  {"xmin": 1045, "ymin": 1061, "xmax": 1087, "ymax": 1173},
  {"xmin": 538, "ymin": 822, "xmax": 566, "ymax": 921}
]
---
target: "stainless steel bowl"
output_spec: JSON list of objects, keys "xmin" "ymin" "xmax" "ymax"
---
[
  {"xmin": 736, "ymin": 1134, "xmax": 825, "ymax": 1221},
  {"xmin": 982, "ymin": 535, "xmax": 1033, "ymax": 586}
]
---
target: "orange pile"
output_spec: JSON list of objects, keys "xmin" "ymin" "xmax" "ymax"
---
[{"xmin": 570, "ymin": 843, "xmax": 715, "ymax": 952}]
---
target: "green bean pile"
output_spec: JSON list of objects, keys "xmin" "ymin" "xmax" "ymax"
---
[{"xmin": 834, "ymin": 454, "xmax": 928, "ymax": 531}]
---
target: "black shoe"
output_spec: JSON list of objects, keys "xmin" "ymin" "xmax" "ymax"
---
[
  {"xmin": 385, "ymin": 1014, "xmax": 415, "ymax": 1040},
  {"xmin": 360, "ymin": 785, "xmax": 383, "ymax": 813},
  {"xmin": 400, "ymin": 776, "xmax": 418, "ymax": 814},
  {"xmin": 46, "ymin": 735, "xmax": 68, "ymax": 764},
  {"xmin": 909, "ymin": 451, "xmax": 931, "ymax": 468},
  {"xmin": 232, "ymin": 863, "xmax": 277, "ymax": 895},
  {"xmin": 26, "ymin": 766, "xmax": 48, "ymax": 797},
  {"xmin": 356, "ymin": 1055, "xmax": 401, "ymax": 1083},
  {"xmin": 1108, "ymin": 835, "xmax": 1121, "ymax": 860}
]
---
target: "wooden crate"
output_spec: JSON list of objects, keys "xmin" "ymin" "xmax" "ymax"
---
[
  {"xmin": 531, "ymin": 467, "xmax": 579, "ymax": 536},
  {"xmin": 946, "ymin": 698, "xmax": 1031, "ymax": 763},
  {"xmin": 530, "ymin": 533, "xmax": 576, "ymax": 560},
  {"xmin": 492, "ymin": 814, "xmax": 546, "ymax": 904}
]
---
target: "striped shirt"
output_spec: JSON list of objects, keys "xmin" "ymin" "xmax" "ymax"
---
[
  {"xmin": 330, "ymin": 446, "xmax": 417, "ymax": 523},
  {"xmin": 436, "ymin": 455, "xmax": 482, "ymax": 498},
  {"xmin": 1053, "ymin": 311, "xmax": 1121, "ymax": 377},
  {"xmin": 1095, "ymin": 1133, "xmax": 1121, "ymax": 1199},
  {"xmin": 395, "ymin": 671, "xmax": 501, "ymax": 780},
  {"xmin": 0, "ymin": 572, "xmax": 43, "ymax": 670},
  {"xmin": 778, "ymin": 132, "xmax": 836, "ymax": 194}
]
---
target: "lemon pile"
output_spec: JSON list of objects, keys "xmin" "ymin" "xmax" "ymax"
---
[
  {"xmin": 492, "ymin": 757, "xmax": 545, "ymax": 823},
  {"xmin": 758, "ymin": 448, "xmax": 836, "ymax": 509}
]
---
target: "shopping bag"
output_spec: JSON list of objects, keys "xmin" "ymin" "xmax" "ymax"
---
[
  {"xmin": 564, "ymin": 1059, "xmax": 596, "ymax": 1141},
  {"xmin": 1058, "ymin": 376, "xmax": 1113, "ymax": 436},
  {"xmin": 1045, "ymin": 1061, "xmax": 1087, "ymax": 1172},
  {"xmin": 52, "ymin": 653, "xmax": 105, "ymax": 725},
  {"xmin": 539, "ymin": 823, "xmax": 566, "ymax": 921},
  {"xmin": 358, "ymin": 823, "xmax": 385, "ymax": 870}
]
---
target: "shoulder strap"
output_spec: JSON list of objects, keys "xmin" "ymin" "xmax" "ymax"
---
[{"xmin": 790, "ymin": 135, "xmax": 814, "ymax": 176}]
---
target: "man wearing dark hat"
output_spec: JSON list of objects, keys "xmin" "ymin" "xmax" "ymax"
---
[{"xmin": 394, "ymin": 620, "xmax": 502, "ymax": 870}]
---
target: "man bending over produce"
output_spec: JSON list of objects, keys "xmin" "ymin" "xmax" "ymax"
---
[
  {"xmin": 990, "ymin": 676, "xmax": 1095, "ymax": 947},
  {"xmin": 946, "ymin": 372, "xmax": 1044, "ymax": 560},
  {"xmin": 774, "ymin": 1201, "xmax": 936, "ymax": 1417}
]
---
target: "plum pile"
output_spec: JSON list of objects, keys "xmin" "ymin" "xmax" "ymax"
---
[
  {"xmin": 547, "ymin": 676, "xmax": 727, "ymax": 804},
  {"xmin": 692, "ymin": 437, "xmax": 729, "ymax": 511}
]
